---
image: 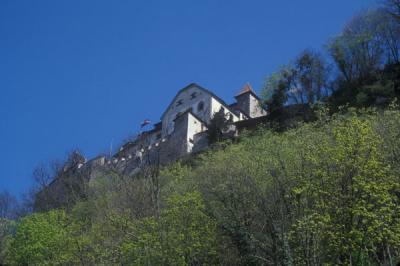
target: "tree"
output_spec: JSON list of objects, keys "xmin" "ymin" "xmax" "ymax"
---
[
  {"xmin": 327, "ymin": 9, "xmax": 400, "ymax": 108},
  {"xmin": 207, "ymin": 107, "xmax": 232, "ymax": 143},
  {"xmin": 3, "ymin": 107, "xmax": 400, "ymax": 265},
  {"xmin": 0, "ymin": 218, "xmax": 15, "ymax": 264},
  {"xmin": 33, "ymin": 150, "xmax": 88, "ymax": 211},
  {"xmin": 293, "ymin": 49, "xmax": 330, "ymax": 104},
  {"xmin": 262, "ymin": 68, "xmax": 290, "ymax": 115},
  {"xmin": 4, "ymin": 210, "xmax": 75, "ymax": 265},
  {"xmin": 375, "ymin": 8, "xmax": 400, "ymax": 64},
  {"xmin": 328, "ymin": 10, "xmax": 384, "ymax": 84},
  {"xmin": 262, "ymin": 50, "xmax": 328, "ymax": 129},
  {"xmin": 263, "ymin": 50, "xmax": 329, "ymax": 108},
  {"xmin": 195, "ymin": 129, "xmax": 302, "ymax": 264},
  {"xmin": 385, "ymin": 0, "xmax": 400, "ymax": 22},
  {"xmin": 121, "ymin": 192, "xmax": 218, "ymax": 265},
  {"xmin": 289, "ymin": 112, "xmax": 400, "ymax": 265},
  {"xmin": 31, "ymin": 161, "xmax": 61, "ymax": 211},
  {"xmin": 0, "ymin": 191, "xmax": 17, "ymax": 219}
]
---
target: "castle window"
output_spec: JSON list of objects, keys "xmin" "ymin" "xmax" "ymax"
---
[
  {"xmin": 190, "ymin": 92, "xmax": 197, "ymax": 99},
  {"xmin": 176, "ymin": 99, "xmax": 183, "ymax": 106},
  {"xmin": 197, "ymin": 101, "xmax": 204, "ymax": 112}
]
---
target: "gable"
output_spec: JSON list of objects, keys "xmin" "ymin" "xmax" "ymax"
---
[{"xmin": 160, "ymin": 83, "xmax": 233, "ymax": 120}]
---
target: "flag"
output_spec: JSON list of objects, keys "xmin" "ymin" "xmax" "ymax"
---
[{"xmin": 141, "ymin": 119, "xmax": 151, "ymax": 128}]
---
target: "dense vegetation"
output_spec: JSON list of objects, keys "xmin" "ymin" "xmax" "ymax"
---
[
  {"xmin": 263, "ymin": 4, "xmax": 400, "ymax": 123},
  {"xmin": 1, "ymin": 107, "xmax": 400, "ymax": 265},
  {"xmin": 1, "ymin": 1, "xmax": 399, "ymax": 265}
]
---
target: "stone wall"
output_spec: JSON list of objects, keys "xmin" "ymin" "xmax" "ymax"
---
[
  {"xmin": 192, "ymin": 131, "xmax": 209, "ymax": 154},
  {"xmin": 235, "ymin": 93, "xmax": 266, "ymax": 118}
]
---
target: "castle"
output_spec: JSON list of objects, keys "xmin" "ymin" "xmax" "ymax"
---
[
  {"xmin": 115, "ymin": 82, "xmax": 266, "ymax": 167},
  {"xmin": 35, "ymin": 83, "xmax": 267, "ymax": 210}
]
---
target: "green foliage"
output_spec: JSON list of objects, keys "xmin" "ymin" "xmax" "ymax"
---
[
  {"xmin": 160, "ymin": 162, "xmax": 194, "ymax": 197},
  {"xmin": 327, "ymin": 11, "xmax": 383, "ymax": 83},
  {"xmin": 261, "ymin": 50, "xmax": 328, "ymax": 130},
  {"xmin": 4, "ymin": 4, "xmax": 400, "ymax": 265},
  {"xmin": 121, "ymin": 192, "xmax": 218, "ymax": 265},
  {"xmin": 262, "ymin": 50, "xmax": 328, "ymax": 108},
  {"xmin": 4, "ymin": 210, "xmax": 74, "ymax": 266},
  {"xmin": 325, "ymin": 8, "xmax": 400, "ymax": 110},
  {"xmin": 262, "ymin": 67, "xmax": 290, "ymax": 113},
  {"xmin": 3, "ymin": 108, "xmax": 400, "ymax": 265},
  {"xmin": 289, "ymin": 112, "xmax": 400, "ymax": 265},
  {"xmin": 0, "ymin": 218, "xmax": 15, "ymax": 264},
  {"xmin": 261, "ymin": 7, "xmax": 399, "ymax": 113},
  {"xmin": 193, "ymin": 108, "xmax": 400, "ymax": 264}
]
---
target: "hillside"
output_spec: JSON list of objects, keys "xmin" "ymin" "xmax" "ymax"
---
[
  {"xmin": 2, "ymin": 106, "xmax": 400, "ymax": 265},
  {"xmin": 1, "ymin": 1, "xmax": 400, "ymax": 265}
]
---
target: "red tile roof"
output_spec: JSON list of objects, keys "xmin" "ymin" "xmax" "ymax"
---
[{"xmin": 236, "ymin": 83, "xmax": 256, "ymax": 97}]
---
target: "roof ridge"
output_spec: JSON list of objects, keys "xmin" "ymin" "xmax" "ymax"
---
[{"xmin": 235, "ymin": 82, "xmax": 256, "ymax": 97}]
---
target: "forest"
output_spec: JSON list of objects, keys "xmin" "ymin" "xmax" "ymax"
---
[{"xmin": 1, "ymin": 0, "xmax": 400, "ymax": 265}]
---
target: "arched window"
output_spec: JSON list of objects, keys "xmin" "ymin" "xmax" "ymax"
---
[{"xmin": 197, "ymin": 101, "xmax": 204, "ymax": 112}]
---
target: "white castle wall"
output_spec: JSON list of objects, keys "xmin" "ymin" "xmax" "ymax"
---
[
  {"xmin": 187, "ymin": 112, "xmax": 207, "ymax": 153},
  {"xmin": 162, "ymin": 85, "xmax": 212, "ymax": 136},
  {"xmin": 248, "ymin": 94, "xmax": 267, "ymax": 118},
  {"xmin": 210, "ymin": 97, "xmax": 240, "ymax": 122}
]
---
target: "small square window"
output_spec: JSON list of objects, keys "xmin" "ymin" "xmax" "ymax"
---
[
  {"xmin": 176, "ymin": 100, "xmax": 183, "ymax": 106},
  {"xmin": 190, "ymin": 92, "xmax": 197, "ymax": 99}
]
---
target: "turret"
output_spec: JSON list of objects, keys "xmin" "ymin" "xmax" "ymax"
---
[{"xmin": 234, "ymin": 83, "xmax": 266, "ymax": 118}]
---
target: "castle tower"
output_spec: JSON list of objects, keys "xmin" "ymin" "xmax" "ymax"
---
[{"xmin": 234, "ymin": 83, "xmax": 266, "ymax": 118}]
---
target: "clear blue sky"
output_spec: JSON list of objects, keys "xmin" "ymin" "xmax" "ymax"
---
[{"xmin": 0, "ymin": 0, "xmax": 376, "ymax": 197}]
